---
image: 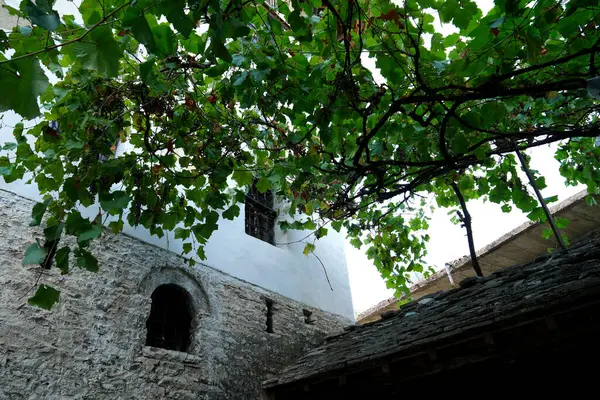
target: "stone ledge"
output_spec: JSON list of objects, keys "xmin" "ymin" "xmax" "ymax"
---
[{"xmin": 141, "ymin": 346, "xmax": 203, "ymax": 365}]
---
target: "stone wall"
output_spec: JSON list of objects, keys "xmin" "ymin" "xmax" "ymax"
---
[
  {"xmin": 0, "ymin": 189, "xmax": 350, "ymax": 400},
  {"xmin": 0, "ymin": 0, "xmax": 20, "ymax": 31}
]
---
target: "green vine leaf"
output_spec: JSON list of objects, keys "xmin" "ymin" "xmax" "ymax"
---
[
  {"xmin": 256, "ymin": 177, "xmax": 271, "ymax": 194},
  {"xmin": 30, "ymin": 197, "xmax": 51, "ymax": 226},
  {"xmin": 75, "ymin": 247, "xmax": 99, "ymax": 272},
  {"xmin": 55, "ymin": 247, "xmax": 70, "ymax": 274},
  {"xmin": 162, "ymin": 2, "xmax": 195, "ymax": 39},
  {"xmin": 77, "ymin": 225, "xmax": 103, "ymax": 244},
  {"xmin": 64, "ymin": 26, "xmax": 121, "ymax": 77},
  {"xmin": 222, "ymin": 204, "xmax": 240, "ymax": 220},
  {"xmin": 23, "ymin": 242, "xmax": 48, "ymax": 265},
  {"xmin": 123, "ymin": 9, "xmax": 157, "ymax": 53},
  {"xmin": 28, "ymin": 284, "xmax": 61, "ymax": 310},
  {"xmin": 211, "ymin": 40, "xmax": 232, "ymax": 63},
  {"xmin": 24, "ymin": 0, "xmax": 60, "ymax": 31},
  {"xmin": 224, "ymin": 18, "xmax": 251, "ymax": 38},
  {"xmin": 0, "ymin": 57, "xmax": 49, "ymax": 118},
  {"xmin": 100, "ymin": 191, "xmax": 130, "ymax": 213},
  {"xmin": 232, "ymin": 170, "xmax": 254, "ymax": 187},
  {"xmin": 303, "ymin": 243, "xmax": 316, "ymax": 256},
  {"xmin": 153, "ymin": 24, "xmax": 177, "ymax": 56}
]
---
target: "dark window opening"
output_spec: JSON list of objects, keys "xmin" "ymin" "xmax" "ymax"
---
[
  {"xmin": 266, "ymin": 299, "xmax": 274, "ymax": 333},
  {"xmin": 245, "ymin": 182, "xmax": 276, "ymax": 245},
  {"xmin": 146, "ymin": 284, "xmax": 192, "ymax": 352},
  {"xmin": 303, "ymin": 309, "xmax": 315, "ymax": 325}
]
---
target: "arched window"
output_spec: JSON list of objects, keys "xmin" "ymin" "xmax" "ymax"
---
[
  {"xmin": 145, "ymin": 284, "xmax": 192, "ymax": 352},
  {"xmin": 245, "ymin": 182, "xmax": 276, "ymax": 245}
]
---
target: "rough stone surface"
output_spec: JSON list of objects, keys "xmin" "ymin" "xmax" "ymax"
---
[
  {"xmin": 0, "ymin": 1, "xmax": 21, "ymax": 30},
  {"xmin": 0, "ymin": 190, "xmax": 350, "ymax": 400}
]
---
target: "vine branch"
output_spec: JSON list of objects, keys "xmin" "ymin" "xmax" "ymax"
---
[
  {"xmin": 450, "ymin": 181, "xmax": 483, "ymax": 277},
  {"xmin": 515, "ymin": 150, "xmax": 568, "ymax": 252}
]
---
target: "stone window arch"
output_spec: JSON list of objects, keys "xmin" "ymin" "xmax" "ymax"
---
[
  {"xmin": 139, "ymin": 266, "xmax": 210, "ymax": 354},
  {"xmin": 145, "ymin": 284, "xmax": 193, "ymax": 352}
]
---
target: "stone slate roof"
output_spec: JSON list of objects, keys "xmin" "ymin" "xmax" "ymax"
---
[{"xmin": 265, "ymin": 238, "xmax": 600, "ymax": 389}]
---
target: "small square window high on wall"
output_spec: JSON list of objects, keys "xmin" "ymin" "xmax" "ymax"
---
[{"xmin": 245, "ymin": 181, "xmax": 276, "ymax": 245}]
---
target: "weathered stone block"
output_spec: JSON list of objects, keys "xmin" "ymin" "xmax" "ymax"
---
[{"xmin": 0, "ymin": 189, "xmax": 350, "ymax": 399}]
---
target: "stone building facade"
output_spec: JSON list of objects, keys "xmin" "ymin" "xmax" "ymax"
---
[
  {"xmin": 0, "ymin": 189, "xmax": 350, "ymax": 399},
  {"xmin": 0, "ymin": 0, "xmax": 18, "ymax": 30},
  {"xmin": 0, "ymin": 4, "xmax": 354, "ymax": 398}
]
